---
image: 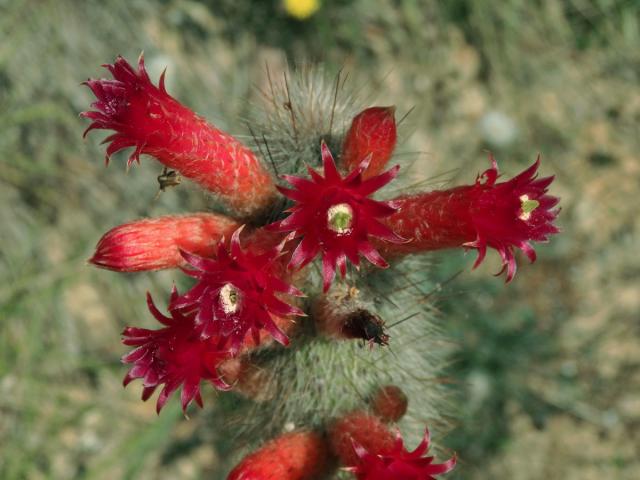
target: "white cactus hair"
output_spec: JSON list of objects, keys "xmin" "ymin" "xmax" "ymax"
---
[
  {"xmin": 246, "ymin": 63, "xmax": 365, "ymax": 176},
  {"xmin": 236, "ymin": 256, "xmax": 453, "ymax": 445}
]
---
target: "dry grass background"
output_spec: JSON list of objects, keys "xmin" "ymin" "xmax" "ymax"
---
[{"xmin": 1, "ymin": 0, "xmax": 639, "ymax": 478}]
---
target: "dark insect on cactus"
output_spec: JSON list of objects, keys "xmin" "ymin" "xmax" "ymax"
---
[
  {"xmin": 341, "ymin": 308, "xmax": 390, "ymax": 348},
  {"xmin": 82, "ymin": 54, "xmax": 560, "ymax": 479}
]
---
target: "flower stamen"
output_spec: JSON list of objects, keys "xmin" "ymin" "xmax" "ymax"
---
[
  {"xmin": 327, "ymin": 203, "xmax": 354, "ymax": 235},
  {"xmin": 219, "ymin": 283, "xmax": 241, "ymax": 314},
  {"xmin": 519, "ymin": 194, "xmax": 540, "ymax": 221}
]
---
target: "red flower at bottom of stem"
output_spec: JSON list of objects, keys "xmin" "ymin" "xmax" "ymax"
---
[{"xmin": 346, "ymin": 428, "xmax": 456, "ymax": 480}]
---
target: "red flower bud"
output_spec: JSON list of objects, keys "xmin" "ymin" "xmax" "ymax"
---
[
  {"xmin": 90, "ymin": 213, "xmax": 239, "ymax": 272},
  {"xmin": 381, "ymin": 155, "xmax": 560, "ymax": 281},
  {"xmin": 228, "ymin": 431, "xmax": 331, "ymax": 480},
  {"xmin": 341, "ymin": 106, "xmax": 397, "ymax": 179},
  {"xmin": 329, "ymin": 412, "xmax": 396, "ymax": 467},
  {"xmin": 82, "ymin": 54, "xmax": 276, "ymax": 217},
  {"xmin": 371, "ymin": 385, "xmax": 408, "ymax": 422}
]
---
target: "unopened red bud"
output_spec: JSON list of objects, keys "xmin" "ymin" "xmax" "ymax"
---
[
  {"xmin": 228, "ymin": 431, "xmax": 332, "ymax": 480},
  {"xmin": 341, "ymin": 106, "xmax": 397, "ymax": 179},
  {"xmin": 90, "ymin": 213, "xmax": 239, "ymax": 272},
  {"xmin": 329, "ymin": 411, "xmax": 395, "ymax": 467},
  {"xmin": 371, "ymin": 385, "xmax": 408, "ymax": 422}
]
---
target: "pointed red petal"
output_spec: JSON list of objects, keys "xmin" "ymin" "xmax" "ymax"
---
[
  {"xmin": 359, "ymin": 241, "xmax": 389, "ymax": 269},
  {"xmin": 321, "ymin": 140, "xmax": 341, "ymax": 183},
  {"xmin": 322, "ymin": 252, "xmax": 337, "ymax": 292}
]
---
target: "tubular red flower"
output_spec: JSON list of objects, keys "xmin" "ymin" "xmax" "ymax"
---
[
  {"xmin": 270, "ymin": 141, "xmax": 405, "ymax": 292},
  {"xmin": 122, "ymin": 289, "xmax": 231, "ymax": 413},
  {"xmin": 170, "ymin": 227, "xmax": 305, "ymax": 353},
  {"xmin": 90, "ymin": 213, "xmax": 240, "ymax": 272},
  {"xmin": 341, "ymin": 106, "xmax": 397, "ymax": 179},
  {"xmin": 228, "ymin": 431, "xmax": 331, "ymax": 480},
  {"xmin": 81, "ymin": 54, "xmax": 276, "ymax": 217},
  {"xmin": 381, "ymin": 155, "xmax": 560, "ymax": 281},
  {"xmin": 346, "ymin": 428, "xmax": 456, "ymax": 480}
]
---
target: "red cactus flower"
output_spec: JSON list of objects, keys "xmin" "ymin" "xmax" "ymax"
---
[
  {"xmin": 270, "ymin": 141, "xmax": 405, "ymax": 292},
  {"xmin": 81, "ymin": 54, "xmax": 276, "ymax": 217},
  {"xmin": 90, "ymin": 213, "xmax": 240, "ymax": 272},
  {"xmin": 381, "ymin": 155, "xmax": 560, "ymax": 281},
  {"xmin": 346, "ymin": 428, "xmax": 456, "ymax": 480},
  {"xmin": 228, "ymin": 431, "xmax": 331, "ymax": 480},
  {"xmin": 341, "ymin": 106, "xmax": 397, "ymax": 179},
  {"xmin": 170, "ymin": 226, "xmax": 305, "ymax": 353},
  {"xmin": 122, "ymin": 288, "xmax": 231, "ymax": 413}
]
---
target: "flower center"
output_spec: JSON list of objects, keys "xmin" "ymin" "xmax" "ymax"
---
[
  {"xmin": 326, "ymin": 203, "xmax": 354, "ymax": 235},
  {"xmin": 519, "ymin": 195, "xmax": 540, "ymax": 221},
  {"xmin": 219, "ymin": 283, "xmax": 240, "ymax": 314}
]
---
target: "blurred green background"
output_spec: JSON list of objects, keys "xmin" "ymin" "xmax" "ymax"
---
[{"xmin": 1, "ymin": 0, "xmax": 639, "ymax": 478}]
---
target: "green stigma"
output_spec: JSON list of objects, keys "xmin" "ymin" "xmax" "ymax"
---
[
  {"xmin": 219, "ymin": 283, "xmax": 240, "ymax": 314},
  {"xmin": 519, "ymin": 195, "xmax": 540, "ymax": 221},
  {"xmin": 327, "ymin": 203, "xmax": 354, "ymax": 235}
]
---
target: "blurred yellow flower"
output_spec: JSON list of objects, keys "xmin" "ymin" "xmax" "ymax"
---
[{"xmin": 284, "ymin": 0, "xmax": 320, "ymax": 20}]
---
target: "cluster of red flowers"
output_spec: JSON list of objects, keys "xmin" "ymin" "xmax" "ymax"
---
[{"xmin": 82, "ymin": 55, "xmax": 559, "ymax": 478}]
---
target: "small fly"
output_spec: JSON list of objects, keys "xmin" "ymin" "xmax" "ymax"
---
[{"xmin": 155, "ymin": 167, "xmax": 181, "ymax": 198}]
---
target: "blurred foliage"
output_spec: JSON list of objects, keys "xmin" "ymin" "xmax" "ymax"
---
[{"xmin": 1, "ymin": 0, "xmax": 639, "ymax": 479}]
